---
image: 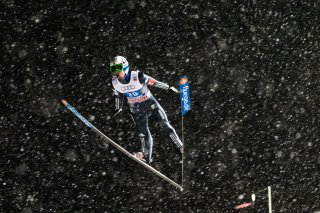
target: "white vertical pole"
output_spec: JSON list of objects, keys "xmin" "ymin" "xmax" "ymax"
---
[
  {"xmin": 181, "ymin": 116, "xmax": 184, "ymax": 188},
  {"xmin": 268, "ymin": 186, "xmax": 272, "ymax": 213}
]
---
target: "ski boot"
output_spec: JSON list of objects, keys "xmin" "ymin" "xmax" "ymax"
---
[{"xmin": 133, "ymin": 152, "xmax": 146, "ymax": 162}]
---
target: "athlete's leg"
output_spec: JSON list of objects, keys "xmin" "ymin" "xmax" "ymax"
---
[
  {"xmin": 130, "ymin": 106, "xmax": 153, "ymax": 163},
  {"xmin": 150, "ymin": 99, "xmax": 183, "ymax": 151}
]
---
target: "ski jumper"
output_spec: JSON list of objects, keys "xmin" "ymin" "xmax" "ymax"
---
[{"xmin": 112, "ymin": 71, "xmax": 182, "ymax": 163}]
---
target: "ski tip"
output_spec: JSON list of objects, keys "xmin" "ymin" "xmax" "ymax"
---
[{"xmin": 61, "ymin": 99, "xmax": 68, "ymax": 106}]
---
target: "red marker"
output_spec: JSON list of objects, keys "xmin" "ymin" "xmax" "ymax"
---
[{"xmin": 234, "ymin": 202, "xmax": 253, "ymax": 209}]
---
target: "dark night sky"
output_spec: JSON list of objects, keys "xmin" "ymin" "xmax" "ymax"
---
[{"xmin": 1, "ymin": 0, "xmax": 320, "ymax": 212}]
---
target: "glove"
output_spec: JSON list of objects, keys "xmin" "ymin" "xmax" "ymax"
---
[{"xmin": 169, "ymin": 86, "xmax": 179, "ymax": 94}]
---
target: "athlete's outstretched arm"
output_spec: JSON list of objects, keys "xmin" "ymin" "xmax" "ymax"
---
[
  {"xmin": 139, "ymin": 72, "xmax": 179, "ymax": 93},
  {"xmin": 112, "ymin": 89, "xmax": 124, "ymax": 111}
]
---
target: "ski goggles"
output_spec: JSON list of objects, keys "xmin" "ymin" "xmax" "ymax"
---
[{"xmin": 110, "ymin": 64, "xmax": 124, "ymax": 74}]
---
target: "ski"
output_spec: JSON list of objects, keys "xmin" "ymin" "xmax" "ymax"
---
[{"xmin": 61, "ymin": 99, "xmax": 183, "ymax": 191}]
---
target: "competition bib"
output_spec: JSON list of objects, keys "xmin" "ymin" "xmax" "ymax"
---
[{"xmin": 112, "ymin": 71, "xmax": 143, "ymax": 93}]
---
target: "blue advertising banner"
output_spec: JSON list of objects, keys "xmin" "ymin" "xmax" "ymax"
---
[{"xmin": 179, "ymin": 75, "xmax": 191, "ymax": 116}]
